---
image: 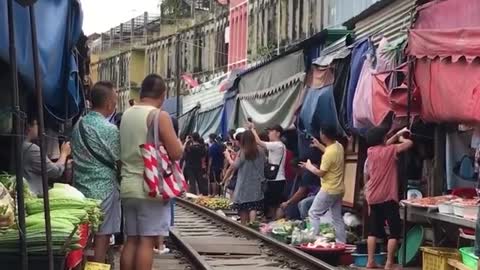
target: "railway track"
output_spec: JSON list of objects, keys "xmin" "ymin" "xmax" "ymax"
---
[{"xmin": 172, "ymin": 198, "xmax": 338, "ymax": 270}]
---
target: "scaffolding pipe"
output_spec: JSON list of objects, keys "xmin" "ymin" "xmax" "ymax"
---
[
  {"xmin": 29, "ymin": 5, "xmax": 54, "ymax": 270},
  {"xmin": 7, "ymin": 0, "xmax": 28, "ymax": 268}
]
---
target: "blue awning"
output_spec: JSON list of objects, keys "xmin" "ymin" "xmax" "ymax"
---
[
  {"xmin": 162, "ymin": 97, "xmax": 178, "ymax": 116},
  {"xmin": 0, "ymin": 0, "xmax": 84, "ymax": 120}
]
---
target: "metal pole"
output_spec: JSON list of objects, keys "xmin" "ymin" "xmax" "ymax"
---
[
  {"xmin": 402, "ymin": 56, "xmax": 414, "ymax": 267},
  {"xmin": 7, "ymin": 1, "xmax": 28, "ymax": 269},
  {"xmin": 29, "ymin": 6, "xmax": 54, "ymax": 270},
  {"xmin": 175, "ymin": 34, "xmax": 181, "ymax": 118}
]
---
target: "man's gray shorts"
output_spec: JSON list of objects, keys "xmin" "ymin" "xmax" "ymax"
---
[
  {"xmin": 123, "ymin": 198, "xmax": 171, "ymax": 237},
  {"xmin": 97, "ymin": 188, "xmax": 121, "ymax": 235}
]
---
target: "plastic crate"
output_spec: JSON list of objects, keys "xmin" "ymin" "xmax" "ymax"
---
[
  {"xmin": 459, "ymin": 247, "xmax": 478, "ymax": 270},
  {"xmin": 421, "ymin": 247, "xmax": 460, "ymax": 270}
]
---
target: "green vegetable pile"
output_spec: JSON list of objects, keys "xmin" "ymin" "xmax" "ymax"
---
[
  {"xmin": 0, "ymin": 183, "xmax": 103, "ymax": 254},
  {"xmin": 318, "ymin": 223, "xmax": 336, "ymax": 242},
  {"xmin": 0, "ymin": 173, "xmax": 36, "ymax": 202}
]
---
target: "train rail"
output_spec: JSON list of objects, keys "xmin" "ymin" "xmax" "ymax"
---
[{"xmin": 172, "ymin": 197, "xmax": 338, "ymax": 270}]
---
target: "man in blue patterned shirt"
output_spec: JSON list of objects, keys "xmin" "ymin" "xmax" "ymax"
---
[{"xmin": 71, "ymin": 81, "xmax": 120, "ymax": 263}]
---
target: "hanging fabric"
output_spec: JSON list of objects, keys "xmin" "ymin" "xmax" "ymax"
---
[
  {"xmin": 408, "ymin": 0, "xmax": 480, "ymax": 124},
  {"xmin": 344, "ymin": 39, "xmax": 373, "ymax": 132}
]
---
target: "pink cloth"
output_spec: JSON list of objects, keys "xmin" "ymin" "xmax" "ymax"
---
[
  {"xmin": 415, "ymin": 0, "xmax": 480, "ymax": 29},
  {"xmin": 407, "ymin": 0, "xmax": 480, "ymax": 124},
  {"xmin": 353, "ymin": 38, "xmax": 397, "ymax": 129},
  {"xmin": 408, "ymin": 28, "xmax": 480, "ymax": 61},
  {"xmin": 352, "ymin": 58, "xmax": 375, "ymax": 129},
  {"xmin": 414, "ymin": 58, "xmax": 480, "ymax": 123},
  {"xmin": 365, "ymin": 145, "xmax": 399, "ymax": 204},
  {"xmin": 371, "ymin": 72, "xmax": 393, "ymax": 126}
]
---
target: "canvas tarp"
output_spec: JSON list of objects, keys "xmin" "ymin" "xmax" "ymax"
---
[
  {"xmin": 195, "ymin": 105, "xmax": 223, "ymax": 139},
  {"xmin": 162, "ymin": 97, "xmax": 178, "ymax": 116},
  {"xmin": 235, "ymin": 73, "xmax": 305, "ymax": 130},
  {"xmin": 179, "ymin": 105, "xmax": 200, "ymax": 139},
  {"xmin": 221, "ymin": 89, "xmax": 237, "ymax": 138},
  {"xmin": 0, "ymin": 0, "xmax": 84, "ymax": 120},
  {"xmin": 238, "ymin": 51, "xmax": 304, "ymax": 95},
  {"xmin": 299, "ymin": 85, "xmax": 345, "ymax": 137},
  {"xmin": 408, "ymin": 0, "xmax": 480, "ymax": 123}
]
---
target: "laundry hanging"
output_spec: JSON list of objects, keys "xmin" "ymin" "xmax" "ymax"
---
[
  {"xmin": 299, "ymin": 85, "xmax": 345, "ymax": 137},
  {"xmin": 352, "ymin": 38, "xmax": 397, "ymax": 129},
  {"xmin": 344, "ymin": 39, "xmax": 373, "ymax": 132}
]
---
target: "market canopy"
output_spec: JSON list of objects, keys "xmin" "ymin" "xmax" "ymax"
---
[
  {"xmin": 195, "ymin": 105, "xmax": 223, "ymax": 139},
  {"xmin": 162, "ymin": 97, "xmax": 178, "ymax": 116},
  {"xmin": 407, "ymin": 0, "xmax": 480, "ymax": 124},
  {"xmin": 182, "ymin": 73, "xmax": 227, "ymax": 114},
  {"xmin": 0, "ymin": 0, "xmax": 84, "ymax": 120},
  {"xmin": 235, "ymin": 72, "xmax": 305, "ymax": 130}
]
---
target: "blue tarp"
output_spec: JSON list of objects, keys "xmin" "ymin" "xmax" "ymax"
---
[
  {"xmin": 196, "ymin": 105, "xmax": 223, "ymax": 139},
  {"xmin": 345, "ymin": 39, "xmax": 373, "ymax": 132},
  {"xmin": 163, "ymin": 97, "xmax": 178, "ymax": 116},
  {"xmin": 298, "ymin": 86, "xmax": 345, "ymax": 137},
  {"xmin": 220, "ymin": 89, "xmax": 237, "ymax": 139},
  {"xmin": 0, "ymin": 0, "xmax": 84, "ymax": 120}
]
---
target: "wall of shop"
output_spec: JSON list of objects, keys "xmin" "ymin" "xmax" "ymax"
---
[
  {"xmin": 228, "ymin": 0, "xmax": 248, "ymax": 70},
  {"xmin": 246, "ymin": 0, "xmax": 390, "ymax": 62},
  {"xmin": 146, "ymin": 12, "xmax": 229, "ymax": 93}
]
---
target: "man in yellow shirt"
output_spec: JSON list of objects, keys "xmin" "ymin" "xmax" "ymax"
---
[{"xmin": 300, "ymin": 126, "xmax": 346, "ymax": 243}]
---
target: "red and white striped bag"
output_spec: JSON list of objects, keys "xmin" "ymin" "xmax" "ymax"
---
[{"xmin": 140, "ymin": 110, "xmax": 187, "ymax": 200}]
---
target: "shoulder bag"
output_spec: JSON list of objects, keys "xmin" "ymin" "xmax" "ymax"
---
[
  {"xmin": 140, "ymin": 110, "xmax": 187, "ymax": 201},
  {"xmin": 264, "ymin": 145, "xmax": 285, "ymax": 180}
]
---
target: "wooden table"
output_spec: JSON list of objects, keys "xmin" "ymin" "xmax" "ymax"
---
[{"xmin": 448, "ymin": 259, "xmax": 471, "ymax": 270}]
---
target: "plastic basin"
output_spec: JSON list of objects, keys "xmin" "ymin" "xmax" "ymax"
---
[
  {"xmin": 459, "ymin": 247, "xmax": 478, "ymax": 270},
  {"xmin": 352, "ymin": 253, "xmax": 386, "ymax": 267}
]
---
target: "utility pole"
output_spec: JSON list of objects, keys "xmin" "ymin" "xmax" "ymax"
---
[{"xmin": 175, "ymin": 34, "xmax": 181, "ymax": 118}]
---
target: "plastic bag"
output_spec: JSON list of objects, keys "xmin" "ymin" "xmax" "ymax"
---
[
  {"xmin": 0, "ymin": 183, "xmax": 15, "ymax": 229},
  {"xmin": 291, "ymin": 227, "xmax": 317, "ymax": 245}
]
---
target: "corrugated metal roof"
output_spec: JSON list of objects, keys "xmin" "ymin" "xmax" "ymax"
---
[
  {"xmin": 313, "ymin": 34, "xmax": 354, "ymax": 66},
  {"xmin": 352, "ymin": 0, "xmax": 416, "ymax": 45},
  {"xmin": 181, "ymin": 74, "xmax": 227, "ymax": 114},
  {"xmin": 325, "ymin": 0, "xmax": 381, "ymax": 28}
]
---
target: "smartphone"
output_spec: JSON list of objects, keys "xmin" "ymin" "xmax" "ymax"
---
[{"xmin": 305, "ymin": 132, "xmax": 314, "ymax": 140}]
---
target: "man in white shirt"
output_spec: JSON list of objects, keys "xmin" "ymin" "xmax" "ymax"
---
[{"xmin": 250, "ymin": 124, "xmax": 286, "ymax": 220}]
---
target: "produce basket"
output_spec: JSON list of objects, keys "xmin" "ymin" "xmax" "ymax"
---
[
  {"xmin": 421, "ymin": 247, "xmax": 460, "ymax": 270},
  {"xmin": 459, "ymin": 247, "xmax": 478, "ymax": 270},
  {"xmin": 66, "ymin": 223, "xmax": 90, "ymax": 269}
]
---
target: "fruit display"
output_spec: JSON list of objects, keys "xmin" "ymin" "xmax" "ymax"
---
[{"xmin": 194, "ymin": 196, "xmax": 231, "ymax": 210}]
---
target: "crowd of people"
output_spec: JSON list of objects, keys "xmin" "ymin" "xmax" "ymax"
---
[{"xmin": 20, "ymin": 72, "xmax": 415, "ymax": 270}]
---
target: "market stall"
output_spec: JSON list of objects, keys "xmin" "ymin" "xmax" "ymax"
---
[
  {"xmin": 0, "ymin": 175, "xmax": 102, "ymax": 269},
  {"xmin": 396, "ymin": 0, "xmax": 480, "ymax": 268}
]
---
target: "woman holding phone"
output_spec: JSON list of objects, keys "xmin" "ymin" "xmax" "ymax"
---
[{"xmin": 223, "ymin": 130, "xmax": 265, "ymax": 224}]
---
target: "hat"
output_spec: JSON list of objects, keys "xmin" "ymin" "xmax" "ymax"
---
[
  {"xmin": 233, "ymin": 128, "xmax": 246, "ymax": 139},
  {"xmin": 267, "ymin": 124, "xmax": 284, "ymax": 134}
]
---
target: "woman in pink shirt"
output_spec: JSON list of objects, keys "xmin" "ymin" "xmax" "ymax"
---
[{"xmin": 364, "ymin": 127, "xmax": 413, "ymax": 269}]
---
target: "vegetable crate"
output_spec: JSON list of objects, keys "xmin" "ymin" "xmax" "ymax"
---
[{"xmin": 421, "ymin": 247, "xmax": 461, "ymax": 270}]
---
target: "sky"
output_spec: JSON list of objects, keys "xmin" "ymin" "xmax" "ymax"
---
[{"xmin": 81, "ymin": 0, "xmax": 160, "ymax": 35}]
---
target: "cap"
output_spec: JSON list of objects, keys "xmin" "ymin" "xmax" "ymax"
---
[
  {"xmin": 267, "ymin": 124, "xmax": 284, "ymax": 134},
  {"xmin": 233, "ymin": 127, "xmax": 246, "ymax": 139}
]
